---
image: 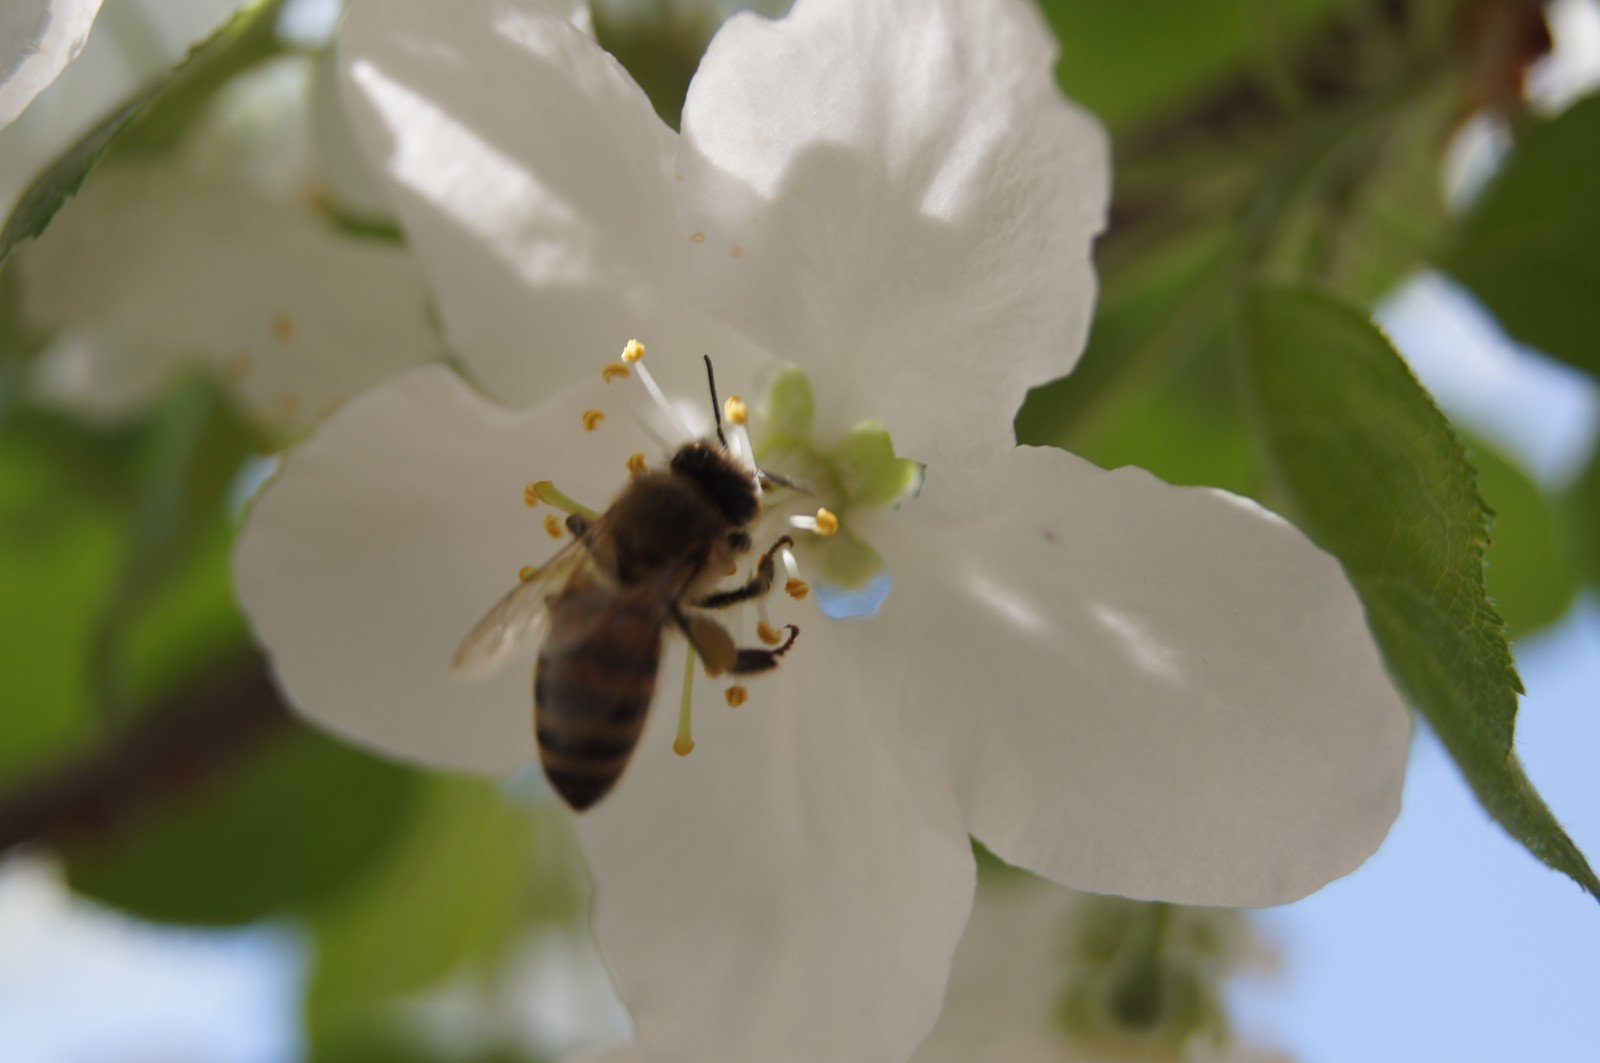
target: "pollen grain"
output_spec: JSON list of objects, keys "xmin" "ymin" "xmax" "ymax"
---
[
  {"xmin": 724, "ymin": 395, "xmax": 748, "ymax": 426},
  {"xmin": 621, "ymin": 338, "xmax": 646, "ymax": 364}
]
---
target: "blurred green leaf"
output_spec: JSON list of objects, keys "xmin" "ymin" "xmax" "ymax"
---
[
  {"xmin": 0, "ymin": 414, "xmax": 133, "ymax": 785},
  {"xmin": 593, "ymin": 1, "xmax": 714, "ymax": 130},
  {"xmin": 1569, "ymin": 440, "xmax": 1600, "ymax": 589},
  {"xmin": 306, "ymin": 779, "xmax": 572, "ymax": 1023},
  {"xmin": 66, "ymin": 722, "xmax": 421, "ymax": 925},
  {"xmin": 1467, "ymin": 437, "xmax": 1577, "ymax": 639},
  {"xmin": 1039, "ymin": 0, "xmax": 1347, "ymax": 130},
  {"xmin": 1236, "ymin": 283, "xmax": 1599, "ymax": 901},
  {"xmin": 1017, "ymin": 225, "xmax": 1236, "ymax": 453},
  {"xmin": 1440, "ymin": 91, "xmax": 1600, "ymax": 380},
  {"xmin": 93, "ymin": 377, "xmax": 260, "ymax": 717},
  {"xmin": 0, "ymin": 0, "xmax": 287, "ymax": 269},
  {"xmin": 1325, "ymin": 86, "xmax": 1455, "ymax": 304}
]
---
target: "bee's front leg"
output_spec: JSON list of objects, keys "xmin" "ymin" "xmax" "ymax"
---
[{"xmin": 694, "ymin": 534, "xmax": 793, "ymax": 610}]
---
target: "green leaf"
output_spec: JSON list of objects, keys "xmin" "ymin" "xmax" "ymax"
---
[
  {"xmin": 1466, "ymin": 437, "xmax": 1577, "ymax": 639},
  {"xmin": 1439, "ymin": 91, "xmax": 1600, "ymax": 380},
  {"xmin": 0, "ymin": 0, "xmax": 287, "ymax": 269},
  {"xmin": 67, "ymin": 721, "xmax": 421, "ymax": 925},
  {"xmin": 0, "ymin": 414, "xmax": 134, "ymax": 786},
  {"xmin": 93, "ymin": 376, "xmax": 261, "ymax": 717},
  {"xmin": 1017, "ymin": 225, "xmax": 1237, "ymax": 453},
  {"xmin": 1235, "ymin": 282, "xmax": 1599, "ymax": 901},
  {"xmin": 305, "ymin": 779, "xmax": 576, "ymax": 1022},
  {"xmin": 1038, "ymin": 0, "xmax": 1347, "ymax": 130},
  {"xmin": 1568, "ymin": 439, "xmax": 1600, "ymax": 590}
]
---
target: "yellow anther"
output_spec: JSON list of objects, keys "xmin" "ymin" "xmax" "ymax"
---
[
  {"xmin": 523, "ymin": 483, "xmax": 541, "ymax": 508},
  {"xmin": 519, "ymin": 565, "xmax": 539, "ymax": 582},
  {"xmin": 626, "ymin": 452, "xmax": 648, "ymax": 477},
  {"xmin": 813, "ymin": 508, "xmax": 839, "ymax": 537},
  {"xmin": 674, "ymin": 736, "xmax": 696, "ymax": 756},
  {"xmin": 757, "ymin": 621, "xmax": 784, "ymax": 647},
  {"xmin": 785, "ymin": 578, "xmax": 811, "ymax": 601},
  {"xmin": 621, "ymin": 338, "xmax": 646, "ymax": 364},
  {"xmin": 582, "ymin": 409, "xmax": 606, "ymax": 432},
  {"xmin": 601, "ymin": 362, "xmax": 631, "ymax": 383},
  {"xmin": 724, "ymin": 395, "xmax": 749, "ymax": 426},
  {"xmin": 725, "ymin": 686, "xmax": 749, "ymax": 709},
  {"xmin": 544, "ymin": 514, "xmax": 565, "ymax": 539}
]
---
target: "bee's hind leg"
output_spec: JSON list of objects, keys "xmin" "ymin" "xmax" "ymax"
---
[
  {"xmin": 729, "ymin": 624, "xmax": 800, "ymax": 675},
  {"xmin": 695, "ymin": 535, "xmax": 794, "ymax": 610}
]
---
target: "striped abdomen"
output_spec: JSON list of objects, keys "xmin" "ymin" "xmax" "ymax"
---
[{"xmin": 534, "ymin": 580, "xmax": 665, "ymax": 810}]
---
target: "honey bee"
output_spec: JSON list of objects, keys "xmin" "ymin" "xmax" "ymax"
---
[{"xmin": 452, "ymin": 359, "xmax": 800, "ymax": 810}]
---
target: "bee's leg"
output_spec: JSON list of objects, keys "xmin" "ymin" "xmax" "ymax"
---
[
  {"xmin": 671, "ymin": 607, "xmax": 738, "ymax": 677},
  {"xmin": 694, "ymin": 535, "xmax": 794, "ymax": 610},
  {"xmin": 728, "ymin": 624, "xmax": 800, "ymax": 675}
]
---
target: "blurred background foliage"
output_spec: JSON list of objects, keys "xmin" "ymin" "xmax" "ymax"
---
[{"xmin": 2, "ymin": 0, "xmax": 1599, "ymax": 1060}]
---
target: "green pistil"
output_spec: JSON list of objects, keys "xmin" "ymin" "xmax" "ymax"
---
[{"xmin": 753, "ymin": 368, "xmax": 921, "ymax": 590}]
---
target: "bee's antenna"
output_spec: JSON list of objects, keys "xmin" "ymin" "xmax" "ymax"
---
[{"xmin": 703, "ymin": 354, "xmax": 729, "ymax": 449}]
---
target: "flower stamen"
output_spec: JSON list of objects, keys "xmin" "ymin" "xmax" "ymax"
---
[
  {"xmin": 626, "ymin": 452, "xmax": 648, "ymax": 477},
  {"xmin": 675, "ymin": 643, "xmax": 697, "ymax": 756},
  {"xmin": 582, "ymin": 409, "xmax": 606, "ymax": 432},
  {"xmin": 519, "ymin": 564, "xmax": 539, "ymax": 582},
  {"xmin": 780, "ymin": 545, "xmax": 810, "ymax": 598},
  {"xmin": 601, "ymin": 362, "xmax": 630, "ymax": 383},
  {"xmin": 528, "ymin": 481, "xmax": 600, "ymax": 521},
  {"xmin": 757, "ymin": 621, "xmax": 785, "ymax": 646},
  {"xmin": 543, "ymin": 514, "xmax": 565, "ymax": 539},
  {"xmin": 726, "ymin": 685, "xmax": 748, "ymax": 709},
  {"xmin": 618, "ymin": 338, "xmax": 691, "ymax": 439},
  {"xmin": 789, "ymin": 507, "xmax": 839, "ymax": 537}
]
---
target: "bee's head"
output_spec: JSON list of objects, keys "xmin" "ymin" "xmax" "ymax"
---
[{"xmin": 671, "ymin": 440, "xmax": 761, "ymax": 527}]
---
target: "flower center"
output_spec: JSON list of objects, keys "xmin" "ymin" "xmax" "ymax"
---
[{"xmin": 748, "ymin": 366, "xmax": 922, "ymax": 594}]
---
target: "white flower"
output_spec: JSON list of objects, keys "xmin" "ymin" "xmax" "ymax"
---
[
  {"xmin": 571, "ymin": 872, "xmax": 1293, "ymax": 1063},
  {"xmin": 18, "ymin": 54, "xmax": 444, "ymax": 431},
  {"xmin": 234, "ymin": 1, "xmax": 1410, "ymax": 1061},
  {"xmin": 0, "ymin": 0, "xmax": 103, "ymax": 130}
]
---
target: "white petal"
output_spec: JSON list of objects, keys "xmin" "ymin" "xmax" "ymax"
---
[
  {"xmin": 235, "ymin": 365, "xmax": 652, "ymax": 773},
  {"xmin": 886, "ymin": 447, "xmax": 1410, "ymax": 906},
  {"xmin": 339, "ymin": 0, "xmax": 736, "ymax": 405},
  {"xmin": 20, "ymin": 162, "xmax": 442, "ymax": 427},
  {"xmin": 676, "ymin": 0, "xmax": 1108, "ymax": 465},
  {"xmin": 0, "ymin": 0, "xmax": 102, "ymax": 129},
  {"xmin": 575, "ymin": 616, "xmax": 974, "ymax": 1063},
  {"xmin": 910, "ymin": 877, "xmax": 1069, "ymax": 1063}
]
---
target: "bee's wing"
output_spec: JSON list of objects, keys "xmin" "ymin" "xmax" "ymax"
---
[{"xmin": 451, "ymin": 538, "xmax": 600, "ymax": 677}]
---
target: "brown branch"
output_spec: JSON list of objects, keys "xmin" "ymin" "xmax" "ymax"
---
[{"xmin": 0, "ymin": 656, "xmax": 290, "ymax": 853}]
